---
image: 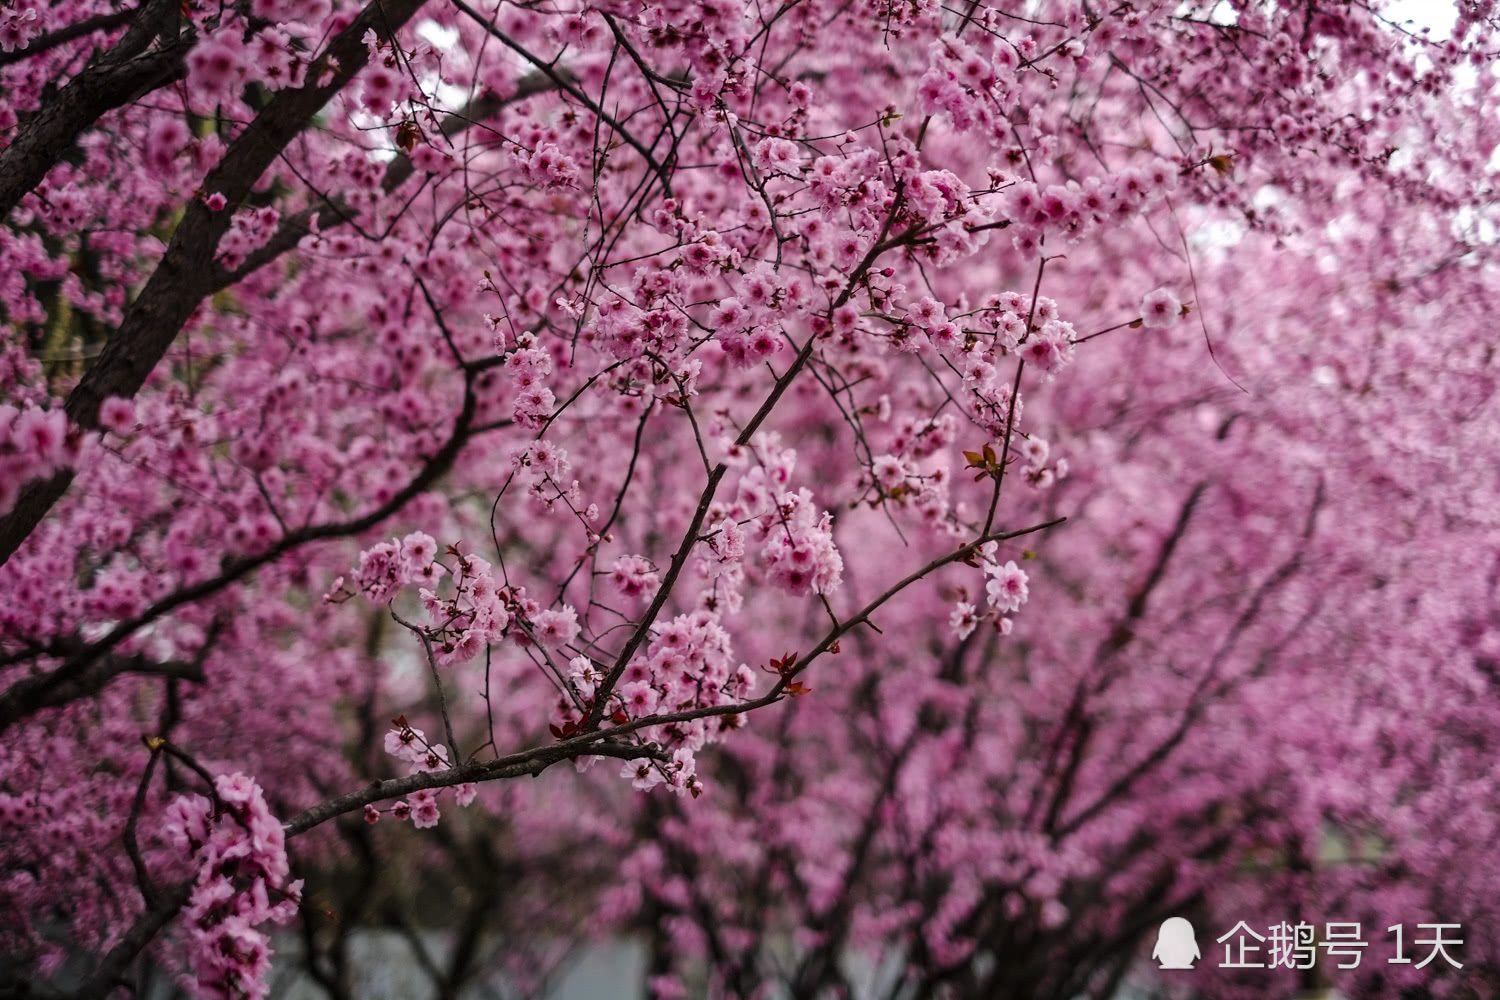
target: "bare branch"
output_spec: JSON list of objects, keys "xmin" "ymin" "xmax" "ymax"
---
[{"xmin": 281, "ymin": 739, "xmax": 660, "ymax": 836}]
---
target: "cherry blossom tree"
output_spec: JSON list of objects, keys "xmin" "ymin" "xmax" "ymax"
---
[
  {"xmin": 598, "ymin": 185, "xmax": 1500, "ymax": 999},
  {"xmin": 0, "ymin": 0, "xmax": 1495, "ymax": 996}
]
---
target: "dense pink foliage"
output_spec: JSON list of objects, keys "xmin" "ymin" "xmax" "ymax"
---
[{"xmin": 0, "ymin": 0, "xmax": 1497, "ymax": 996}]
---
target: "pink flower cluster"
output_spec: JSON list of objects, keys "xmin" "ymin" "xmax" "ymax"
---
[
  {"xmin": 554, "ymin": 609, "xmax": 751, "ymax": 796},
  {"xmin": 610, "ymin": 554, "xmax": 662, "ymax": 600},
  {"xmin": 337, "ymin": 532, "xmax": 594, "ymax": 667},
  {"xmin": 505, "ymin": 348, "xmax": 558, "ymax": 427},
  {"xmin": 328, "ymin": 530, "xmax": 443, "ymax": 603},
  {"xmin": 373, "ymin": 720, "xmax": 478, "ymax": 828},
  {"xmin": 1004, "ymin": 164, "xmax": 1178, "ymax": 256},
  {"xmin": 710, "ymin": 433, "xmax": 845, "ymax": 598},
  {"xmin": 750, "ymin": 487, "xmax": 841, "ymax": 597},
  {"xmin": 185, "ymin": 14, "xmax": 321, "ymax": 107},
  {"xmin": 711, "ymin": 268, "xmax": 804, "ymax": 368},
  {"xmin": 186, "ymin": 34, "xmax": 250, "ymax": 106},
  {"xmin": 0, "ymin": 405, "xmax": 81, "ymax": 516},
  {"xmin": 2, "ymin": 0, "xmax": 1495, "ymax": 990},
  {"xmin": 0, "ymin": 7, "xmax": 38, "ymax": 53},
  {"xmin": 917, "ymin": 36, "xmax": 1021, "ymax": 135},
  {"xmin": 1141, "ymin": 286, "xmax": 1183, "ymax": 328},
  {"xmin": 215, "ymin": 205, "xmax": 282, "ymax": 272},
  {"xmin": 526, "ymin": 142, "xmax": 581, "ymax": 189},
  {"xmin": 949, "ymin": 550, "xmax": 1030, "ymax": 640},
  {"xmin": 163, "ymin": 774, "xmax": 301, "ymax": 1000}
]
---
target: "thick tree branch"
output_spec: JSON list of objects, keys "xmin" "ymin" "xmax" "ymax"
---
[
  {"xmin": 0, "ymin": 9, "xmax": 139, "ymax": 70},
  {"xmin": 0, "ymin": 0, "xmax": 432, "ymax": 567},
  {"xmin": 0, "ymin": 0, "xmax": 184, "ymax": 221},
  {"xmin": 0, "ymin": 647, "xmax": 206, "ymax": 727}
]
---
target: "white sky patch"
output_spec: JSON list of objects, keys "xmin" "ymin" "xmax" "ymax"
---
[
  {"xmin": 1382, "ymin": 0, "xmax": 1459, "ymax": 39},
  {"xmin": 417, "ymin": 20, "xmax": 460, "ymax": 49},
  {"xmin": 1187, "ymin": 217, "xmax": 1246, "ymax": 252}
]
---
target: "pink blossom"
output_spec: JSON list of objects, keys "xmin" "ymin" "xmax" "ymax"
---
[
  {"xmin": 533, "ymin": 606, "xmax": 580, "ymax": 649},
  {"xmin": 872, "ymin": 455, "xmax": 906, "ymax": 490},
  {"xmin": 1, "ymin": 2, "xmax": 1496, "ymax": 995},
  {"xmin": 949, "ymin": 601, "xmax": 979, "ymax": 639},
  {"xmin": 1141, "ymin": 287, "xmax": 1182, "ymax": 328},
  {"xmin": 620, "ymin": 679, "xmax": 659, "ymax": 717},
  {"xmin": 187, "ymin": 37, "xmax": 246, "ymax": 101},
  {"xmin": 360, "ymin": 64, "xmax": 401, "ymax": 112},
  {"xmin": 214, "ymin": 772, "xmax": 259, "ymax": 807},
  {"xmin": 410, "ymin": 789, "xmax": 441, "ymax": 829},
  {"xmin": 384, "ymin": 725, "xmax": 427, "ymax": 763},
  {"xmin": 162, "ymin": 795, "xmax": 212, "ymax": 850},
  {"xmin": 622, "ymin": 759, "xmax": 664, "ymax": 791},
  {"xmin": 145, "ymin": 118, "xmax": 191, "ymax": 175},
  {"xmin": 0, "ymin": 9, "xmax": 39, "ymax": 53},
  {"xmin": 985, "ymin": 560, "xmax": 1029, "ymax": 614},
  {"xmin": 610, "ymin": 554, "xmax": 661, "ymax": 599},
  {"xmin": 98, "ymin": 397, "xmax": 134, "ymax": 435}
]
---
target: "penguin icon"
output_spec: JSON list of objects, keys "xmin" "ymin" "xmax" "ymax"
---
[{"xmin": 1152, "ymin": 917, "xmax": 1200, "ymax": 969}]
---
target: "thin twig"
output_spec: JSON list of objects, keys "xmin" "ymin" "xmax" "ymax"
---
[{"xmin": 391, "ymin": 609, "xmax": 461, "ymax": 760}]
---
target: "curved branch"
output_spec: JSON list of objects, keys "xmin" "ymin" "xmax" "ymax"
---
[
  {"xmin": 281, "ymin": 739, "xmax": 659, "ymax": 836},
  {"xmin": 452, "ymin": 0, "xmax": 674, "ymax": 198}
]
